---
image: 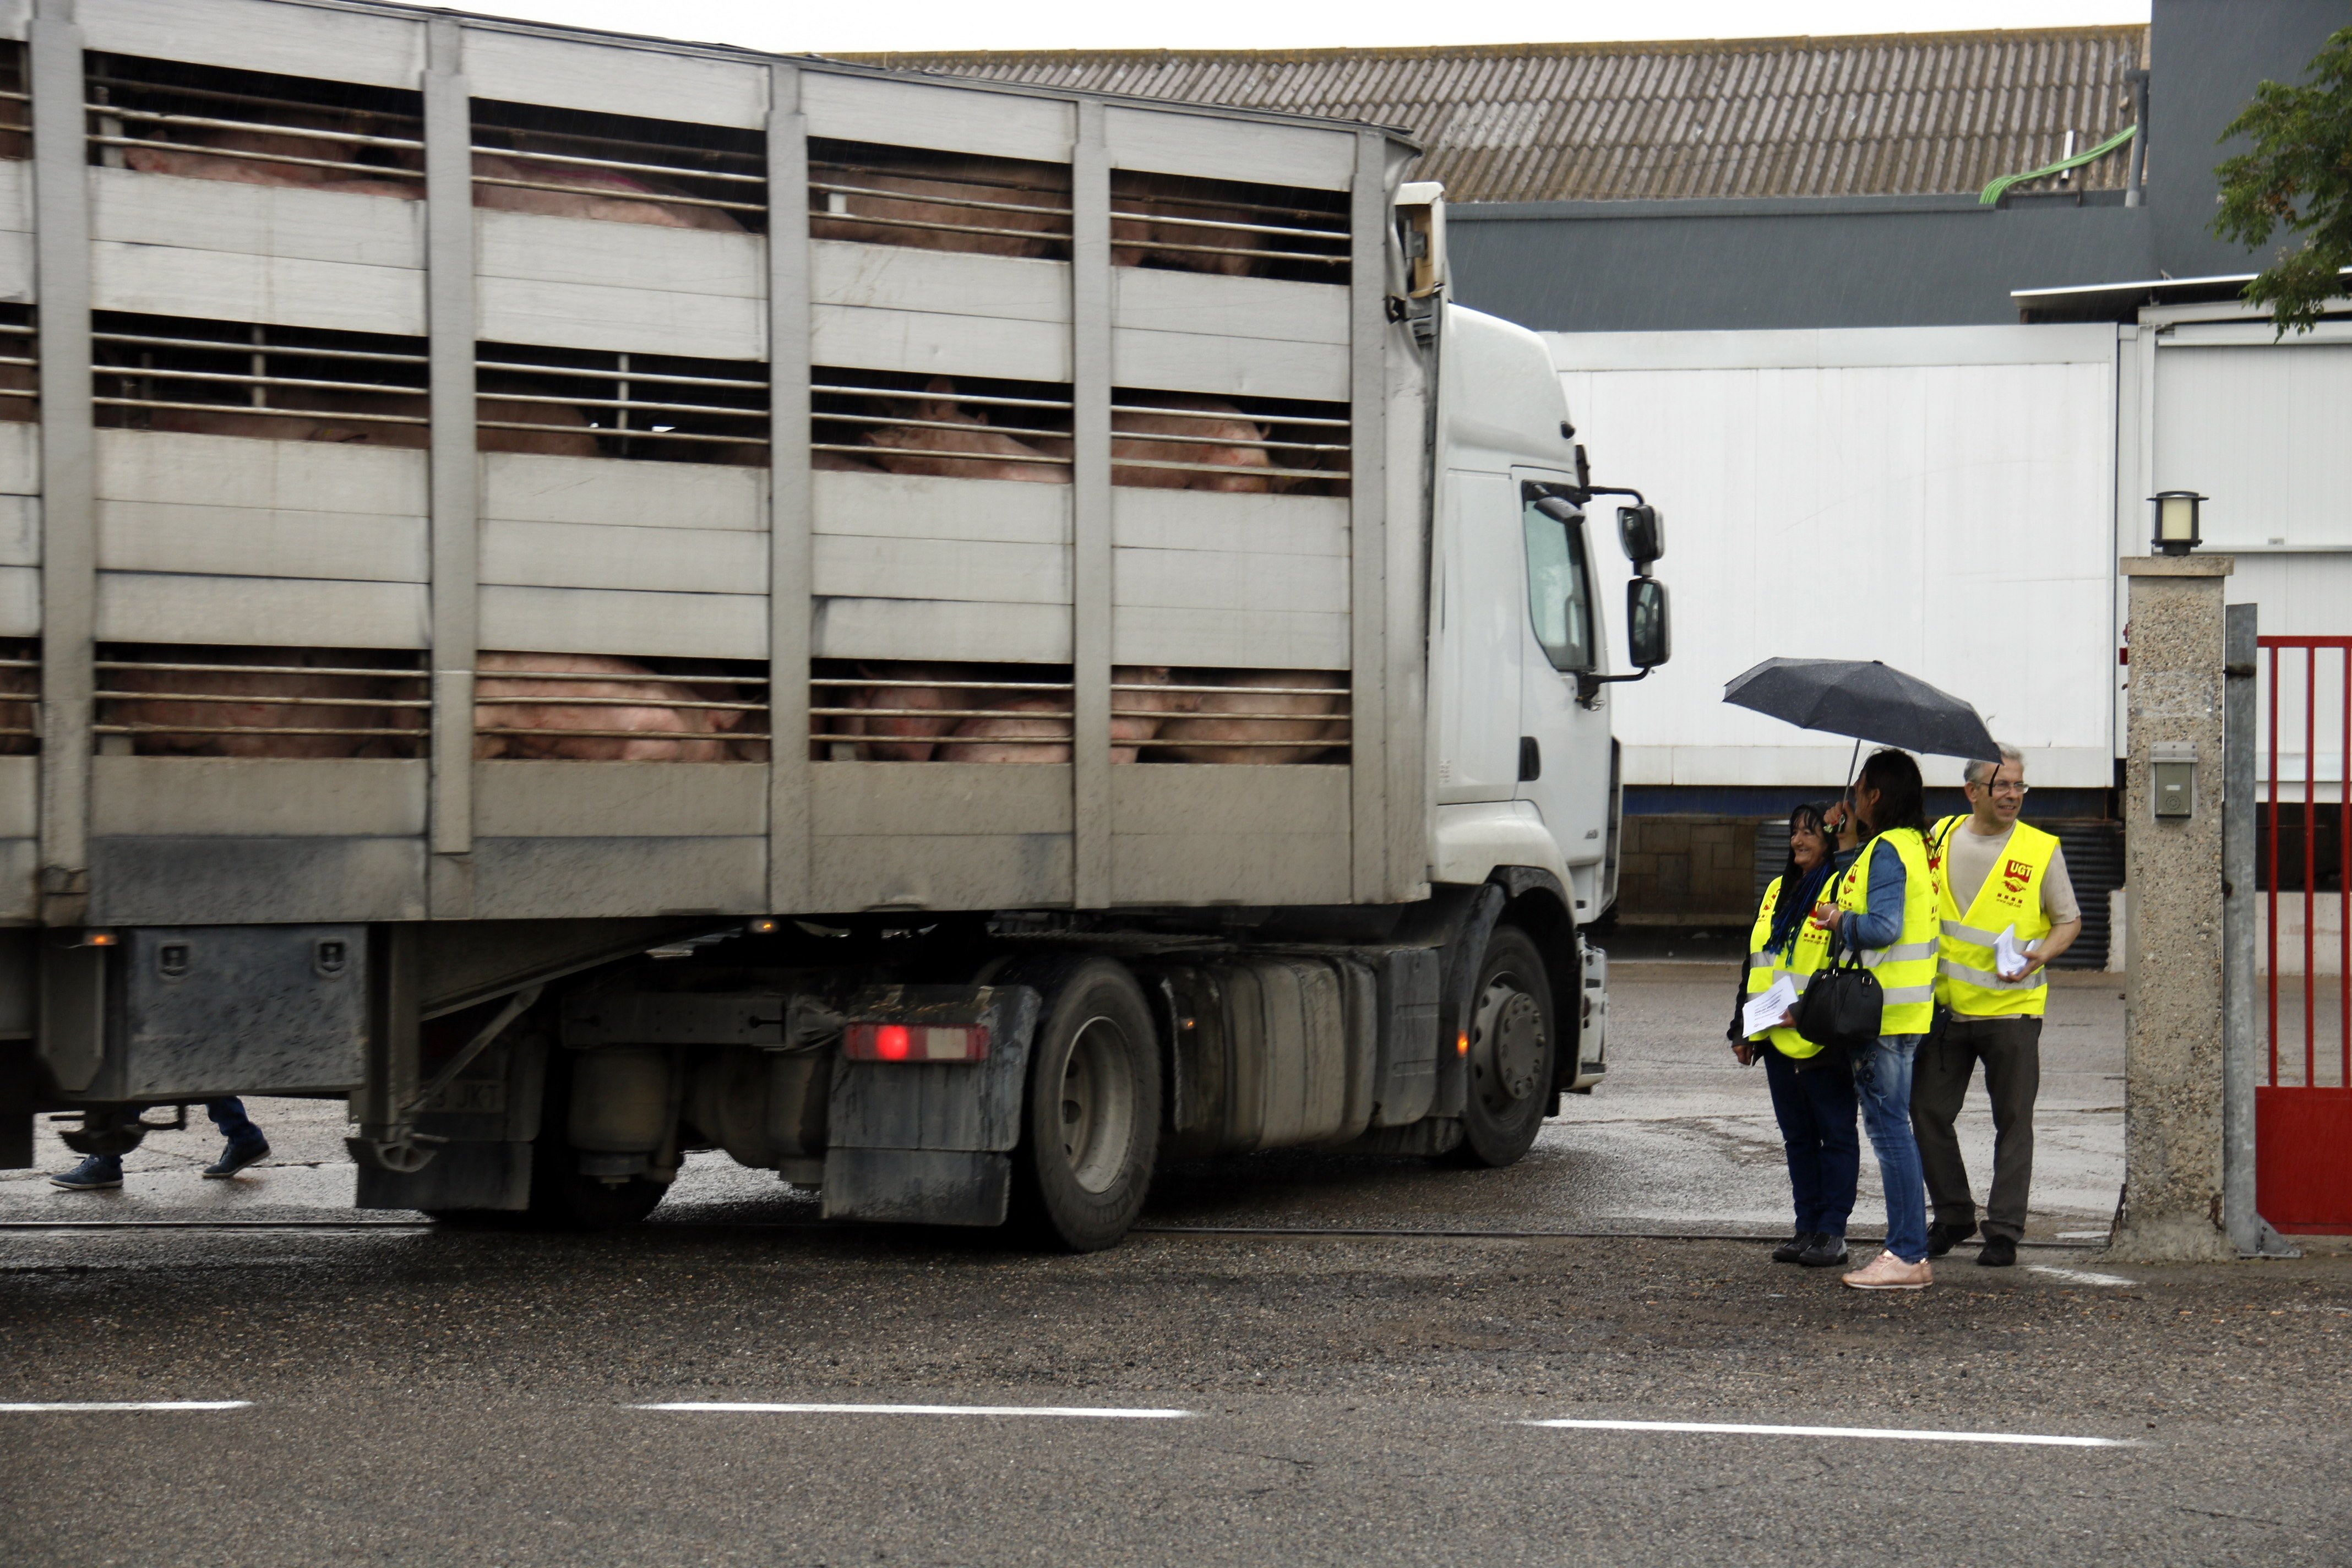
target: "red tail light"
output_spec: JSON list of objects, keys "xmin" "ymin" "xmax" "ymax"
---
[{"xmin": 843, "ymin": 1022, "xmax": 990, "ymax": 1063}]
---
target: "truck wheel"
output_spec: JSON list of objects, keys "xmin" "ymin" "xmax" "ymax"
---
[
  {"xmin": 523, "ymin": 1052, "xmax": 668, "ymax": 1229},
  {"xmin": 1453, "ymin": 924, "xmax": 1559, "ymax": 1168},
  {"xmin": 1004, "ymin": 956, "xmax": 1161, "ymax": 1252}
]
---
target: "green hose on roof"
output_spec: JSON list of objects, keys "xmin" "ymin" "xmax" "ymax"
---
[{"xmin": 1980, "ymin": 123, "xmax": 2138, "ymax": 205}]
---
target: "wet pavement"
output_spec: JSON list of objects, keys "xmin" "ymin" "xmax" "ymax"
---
[{"xmin": 1, "ymin": 963, "xmax": 2129, "ymax": 1242}]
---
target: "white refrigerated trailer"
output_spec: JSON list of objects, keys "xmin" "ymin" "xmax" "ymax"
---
[{"xmin": 0, "ymin": 0, "xmax": 1667, "ymax": 1247}]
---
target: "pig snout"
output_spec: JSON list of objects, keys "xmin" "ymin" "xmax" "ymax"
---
[
  {"xmin": 1112, "ymin": 398, "xmax": 1273, "ymax": 493},
  {"xmin": 848, "ymin": 664, "xmax": 969, "ymax": 762}
]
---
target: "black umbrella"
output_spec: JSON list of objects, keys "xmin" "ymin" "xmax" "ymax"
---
[{"xmin": 1722, "ymin": 658, "xmax": 2002, "ymax": 765}]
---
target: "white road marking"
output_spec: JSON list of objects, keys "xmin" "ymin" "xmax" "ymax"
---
[
  {"xmin": 1524, "ymin": 1418, "xmax": 2136, "ymax": 1448},
  {"xmin": 634, "ymin": 1402, "xmax": 1193, "ymax": 1419},
  {"xmin": 2055, "ymin": 1231, "xmax": 2113, "ymax": 1241},
  {"xmin": 2028, "ymin": 1264, "xmax": 2138, "ymax": 1287},
  {"xmin": 0, "ymin": 1401, "xmax": 251, "ymax": 1413}
]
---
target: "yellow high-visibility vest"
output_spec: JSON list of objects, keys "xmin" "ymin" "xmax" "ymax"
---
[
  {"xmin": 1835, "ymin": 827, "xmax": 1938, "ymax": 1035},
  {"xmin": 1928, "ymin": 813, "xmax": 2060, "ymax": 1018},
  {"xmin": 1745, "ymin": 872, "xmax": 1837, "ymax": 1057}
]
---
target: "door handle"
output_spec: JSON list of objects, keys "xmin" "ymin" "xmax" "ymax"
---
[{"xmin": 1518, "ymin": 736, "xmax": 1541, "ymax": 782}]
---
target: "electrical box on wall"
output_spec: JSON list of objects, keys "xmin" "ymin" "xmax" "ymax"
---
[{"xmin": 2151, "ymin": 741, "xmax": 2197, "ymax": 820}]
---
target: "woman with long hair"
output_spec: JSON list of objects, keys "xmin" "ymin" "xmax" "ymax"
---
[
  {"xmin": 1815, "ymin": 747, "xmax": 1939, "ymax": 1289},
  {"xmin": 1732, "ymin": 801, "xmax": 1858, "ymax": 1267}
]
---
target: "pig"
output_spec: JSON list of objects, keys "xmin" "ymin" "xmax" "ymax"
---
[
  {"xmin": 845, "ymin": 662, "xmax": 972, "ymax": 762},
  {"xmin": 476, "ymin": 396, "xmax": 602, "ymax": 457},
  {"xmin": 469, "ymin": 152, "xmax": 744, "ymax": 233},
  {"xmin": 1156, "ymin": 669, "xmax": 1345, "ymax": 765},
  {"xmin": 473, "ymin": 650, "xmax": 745, "ymax": 761},
  {"xmin": 810, "ymin": 162, "xmax": 1066, "ymax": 259},
  {"xmin": 0, "ymin": 653, "xmax": 34, "ymax": 755},
  {"xmin": 101, "ymin": 648, "xmax": 412, "ymax": 759},
  {"xmin": 1110, "ymin": 664, "xmax": 1191, "ymax": 764},
  {"xmin": 1112, "ymin": 396, "xmax": 1275, "ymax": 493},
  {"xmin": 936, "ymin": 696, "xmax": 1071, "ymax": 763},
  {"xmin": 0, "ymin": 357, "xmax": 36, "ymax": 424},
  {"xmin": 122, "ymin": 117, "xmax": 363, "ymax": 188},
  {"xmin": 862, "ymin": 380, "xmax": 1068, "ymax": 484},
  {"xmin": 1112, "ymin": 175, "xmax": 1266, "ymax": 277}
]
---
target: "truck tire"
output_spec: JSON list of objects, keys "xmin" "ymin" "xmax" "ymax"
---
[
  {"xmin": 1002, "ymin": 955, "xmax": 1162, "ymax": 1252},
  {"xmin": 1452, "ymin": 924, "xmax": 1559, "ymax": 1168}
]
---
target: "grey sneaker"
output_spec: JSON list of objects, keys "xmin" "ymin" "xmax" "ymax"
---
[
  {"xmin": 51, "ymin": 1155, "xmax": 124, "ymax": 1191},
  {"xmin": 1771, "ymin": 1233, "xmax": 1814, "ymax": 1264},
  {"xmin": 1796, "ymin": 1233, "xmax": 1850, "ymax": 1268},
  {"xmin": 202, "ymin": 1139, "xmax": 270, "ymax": 1179}
]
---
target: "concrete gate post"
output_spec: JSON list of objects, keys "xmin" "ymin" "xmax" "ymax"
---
[{"xmin": 2110, "ymin": 554, "xmax": 2237, "ymax": 1262}]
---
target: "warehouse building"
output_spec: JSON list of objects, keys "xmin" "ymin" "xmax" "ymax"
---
[{"xmin": 859, "ymin": 1, "xmax": 2352, "ymax": 957}]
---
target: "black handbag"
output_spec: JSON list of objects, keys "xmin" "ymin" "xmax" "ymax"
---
[{"xmin": 1794, "ymin": 948, "xmax": 1883, "ymax": 1054}]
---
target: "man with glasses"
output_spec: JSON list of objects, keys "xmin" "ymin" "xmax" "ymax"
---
[{"xmin": 1913, "ymin": 745, "xmax": 2082, "ymax": 1267}]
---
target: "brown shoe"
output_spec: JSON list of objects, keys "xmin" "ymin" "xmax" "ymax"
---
[{"xmin": 1841, "ymin": 1250, "xmax": 1932, "ymax": 1291}]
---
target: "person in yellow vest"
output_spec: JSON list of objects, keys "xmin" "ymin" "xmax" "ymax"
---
[
  {"xmin": 1814, "ymin": 748, "xmax": 1939, "ymax": 1290},
  {"xmin": 1730, "ymin": 802, "xmax": 1859, "ymax": 1268},
  {"xmin": 1912, "ymin": 745, "xmax": 2083, "ymax": 1269}
]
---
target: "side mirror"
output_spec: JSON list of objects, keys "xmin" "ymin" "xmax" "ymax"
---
[
  {"xmin": 1626, "ymin": 577, "xmax": 1670, "ymax": 669},
  {"xmin": 1617, "ymin": 504, "xmax": 1664, "ymax": 571}
]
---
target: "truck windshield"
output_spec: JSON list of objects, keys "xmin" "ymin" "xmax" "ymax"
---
[{"xmin": 1522, "ymin": 496, "xmax": 1596, "ymax": 672}]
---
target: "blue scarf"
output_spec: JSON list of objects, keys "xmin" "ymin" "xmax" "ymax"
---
[{"xmin": 1765, "ymin": 859, "xmax": 1834, "ymax": 958}]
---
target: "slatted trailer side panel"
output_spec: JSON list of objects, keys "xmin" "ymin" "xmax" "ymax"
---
[{"xmin": 14, "ymin": 0, "xmax": 1431, "ymax": 932}]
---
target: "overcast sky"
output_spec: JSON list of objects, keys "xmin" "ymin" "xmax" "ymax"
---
[{"xmin": 453, "ymin": 1, "xmax": 2150, "ymax": 56}]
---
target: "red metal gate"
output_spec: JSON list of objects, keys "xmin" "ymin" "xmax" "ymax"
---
[{"xmin": 2257, "ymin": 635, "xmax": 2352, "ymax": 1233}]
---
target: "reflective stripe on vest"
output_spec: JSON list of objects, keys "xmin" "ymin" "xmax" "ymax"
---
[
  {"xmin": 1929, "ymin": 814, "xmax": 2059, "ymax": 1018},
  {"xmin": 1836, "ymin": 828, "xmax": 1938, "ymax": 1035},
  {"xmin": 1746, "ymin": 872, "xmax": 1834, "ymax": 1058}
]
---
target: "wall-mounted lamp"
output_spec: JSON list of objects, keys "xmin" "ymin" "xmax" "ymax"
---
[{"xmin": 2149, "ymin": 489, "xmax": 2205, "ymax": 556}]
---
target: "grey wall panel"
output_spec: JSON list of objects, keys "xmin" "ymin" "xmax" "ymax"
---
[
  {"xmin": 0, "ymin": 838, "xmax": 31, "ymax": 923},
  {"xmin": 86, "ymin": 837, "xmax": 427, "ymax": 924},
  {"xmin": 467, "ymin": 836, "xmax": 766, "ymax": 919},
  {"xmin": 1449, "ymin": 199, "xmax": 2156, "ymax": 333}
]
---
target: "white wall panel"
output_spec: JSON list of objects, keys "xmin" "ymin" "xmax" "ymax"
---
[
  {"xmin": 813, "ymin": 596, "xmax": 1070, "ymax": 664},
  {"xmin": 1112, "ymin": 326, "xmax": 1346, "ymax": 402},
  {"xmin": 2155, "ymin": 341, "xmax": 2352, "ymax": 550},
  {"xmin": 0, "ymin": 423, "xmax": 36, "ymax": 496},
  {"xmin": 813, "ymin": 241, "xmax": 1068, "ymax": 325},
  {"xmin": 1104, "ymin": 105, "xmax": 1353, "ymax": 190},
  {"xmin": 0, "ymin": 563, "xmax": 33, "ymax": 635},
  {"xmin": 99, "ymin": 499, "xmax": 426, "ymax": 582},
  {"xmin": 477, "ymin": 273, "xmax": 761, "ymax": 361},
  {"xmin": 93, "ymin": 241, "xmax": 424, "ymax": 337},
  {"xmin": 92, "ymin": 167, "xmax": 423, "ymax": 270},
  {"xmin": 81, "ymin": 0, "xmax": 424, "ymax": 90},
  {"xmin": 1112, "ymin": 268, "xmax": 1348, "ymax": 345},
  {"xmin": 480, "ymin": 519, "xmax": 765, "ymax": 596},
  {"xmin": 814, "ymin": 535, "xmax": 1069, "ymax": 606},
  {"xmin": 482, "ymin": 451, "xmax": 764, "ymax": 532},
  {"xmin": 97, "ymin": 430, "xmax": 428, "ymax": 516},
  {"xmin": 1112, "ymin": 605, "xmax": 1349, "ymax": 670},
  {"xmin": 477, "ymin": 210, "xmax": 759, "ymax": 297},
  {"xmin": 1112, "ymin": 488, "xmax": 1345, "ymax": 557},
  {"xmin": 1114, "ymin": 546, "xmax": 1348, "ymax": 616},
  {"xmin": 803, "ymin": 73, "xmax": 1074, "ymax": 165},
  {"xmin": 95, "ymin": 571, "xmax": 428, "ymax": 648},
  {"xmin": 478, "ymin": 585, "xmax": 766, "ymax": 660},
  {"xmin": 0, "ymin": 493, "xmax": 32, "ymax": 567},
  {"xmin": 1549, "ymin": 326, "xmax": 2118, "ymax": 790},
  {"xmin": 812, "ymin": 303, "xmax": 1069, "ymax": 385},
  {"xmin": 463, "ymin": 26, "xmax": 767, "ymax": 128},
  {"xmin": 815, "ymin": 470, "xmax": 1068, "ymax": 546}
]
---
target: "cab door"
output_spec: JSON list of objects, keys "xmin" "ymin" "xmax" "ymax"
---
[
  {"xmin": 1513, "ymin": 475, "xmax": 1613, "ymax": 912},
  {"xmin": 1434, "ymin": 469, "xmax": 1525, "ymax": 804}
]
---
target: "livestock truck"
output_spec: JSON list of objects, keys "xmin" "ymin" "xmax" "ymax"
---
[{"xmin": 0, "ymin": 0, "xmax": 1669, "ymax": 1248}]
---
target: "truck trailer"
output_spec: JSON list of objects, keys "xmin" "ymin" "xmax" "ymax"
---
[{"xmin": 0, "ymin": 0, "xmax": 1668, "ymax": 1248}]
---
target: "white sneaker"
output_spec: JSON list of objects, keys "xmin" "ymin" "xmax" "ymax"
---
[{"xmin": 1841, "ymin": 1250, "xmax": 1932, "ymax": 1291}]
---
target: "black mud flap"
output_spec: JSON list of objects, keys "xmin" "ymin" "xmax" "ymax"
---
[{"xmin": 822, "ymin": 1148, "xmax": 1012, "ymax": 1227}]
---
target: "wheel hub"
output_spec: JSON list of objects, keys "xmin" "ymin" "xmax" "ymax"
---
[
  {"xmin": 1058, "ymin": 1016, "xmax": 1137, "ymax": 1195},
  {"xmin": 1471, "ymin": 979, "xmax": 1546, "ymax": 1105}
]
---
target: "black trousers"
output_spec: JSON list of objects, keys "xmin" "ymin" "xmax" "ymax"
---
[{"xmin": 1909, "ymin": 1013, "xmax": 2041, "ymax": 1242}]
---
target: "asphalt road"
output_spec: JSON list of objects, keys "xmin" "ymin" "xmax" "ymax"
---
[{"xmin": 4, "ymin": 963, "xmax": 2346, "ymax": 1566}]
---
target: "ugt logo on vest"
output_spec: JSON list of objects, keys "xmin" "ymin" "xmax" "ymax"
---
[{"xmin": 2001, "ymin": 857, "xmax": 2033, "ymax": 895}]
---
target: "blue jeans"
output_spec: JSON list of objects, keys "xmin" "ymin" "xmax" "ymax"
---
[
  {"xmin": 1762, "ymin": 1048, "xmax": 1859, "ymax": 1236},
  {"xmin": 1853, "ymin": 1035, "xmax": 1929, "ymax": 1262}
]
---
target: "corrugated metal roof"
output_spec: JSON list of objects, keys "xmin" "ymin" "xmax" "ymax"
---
[{"xmin": 839, "ymin": 28, "xmax": 2149, "ymax": 203}]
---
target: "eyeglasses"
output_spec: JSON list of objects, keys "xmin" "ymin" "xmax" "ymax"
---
[{"xmin": 1985, "ymin": 781, "xmax": 2029, "ymax": 797}]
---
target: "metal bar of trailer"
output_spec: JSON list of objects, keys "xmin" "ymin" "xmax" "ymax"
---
[
  {"xmin": 424, "ymin": 18, "xmax": 477, "ymax": 910},
  {"xmin": 466, "ymin": 143, "xmax": 764, "ymax": 184},
  {"xmin": 1071, "ymin": 100, "xmax": 1113, "ymax": 910},
  {"xmin": 1347, "ymin": 129, "xmax": 1391, "ymax": 902},
  {"xmin": 91, "ymin": 107, "xmax": 424, "ymax": 149},
  {"xmin": 32, "ymin": 2, "xmax": 96, "ymax": 924},
  {"xmin": 467, "ymin": 176, "xmax": 761, "ymax": 214},
  {"xmin": 85, "ymin": 137, "xmax": 426, "ymax": 179},
  {"xmin": 767, "ymin": 62, "xmax": 816, "ymax": 913}
]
